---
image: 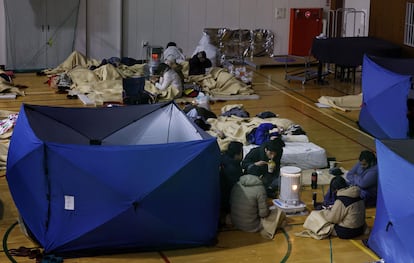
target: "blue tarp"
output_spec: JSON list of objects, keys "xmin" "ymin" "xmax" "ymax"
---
[
  {"xmin": 368, "ymin": 139, "xmax": 414, "ymax": 262},
  {"xmin": 6, "ymin": 102, "xmax": 221, "ymax": 255},
  {"xmin": 359, "ymin": 55, "xmax": 412, "ymax": 139}
]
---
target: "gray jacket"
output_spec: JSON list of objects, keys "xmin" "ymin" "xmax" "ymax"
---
[{"xmin": 230, "ymin": 174, "xmax": 269, "ymax": 232}]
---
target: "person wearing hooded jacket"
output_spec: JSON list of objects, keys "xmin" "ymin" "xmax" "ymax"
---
[
  {"xmin": 320, "ymin": 176, "xmax": 366, "ymax": 239},
  {"xmin": 229, "ymin": 174, "xmax": 269, "ymax": 232}
]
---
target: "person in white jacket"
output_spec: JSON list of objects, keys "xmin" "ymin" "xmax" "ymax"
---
[
  {"xmin": 163, "ymin": 42, "xmax": 186, "ymax": 64},
  {"xmin": 152, "ymin": 63, "xmax": 183, "ymax": 98}
]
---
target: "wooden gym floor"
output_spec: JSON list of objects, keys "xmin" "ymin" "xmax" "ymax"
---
[{"xmin": 0, "ymin": 63, "xmax": 381, "ymax": 263}]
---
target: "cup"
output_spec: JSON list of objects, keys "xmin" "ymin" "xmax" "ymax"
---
[{"xmin": 268, "ymin": 160, "xmax": 275, "ymax": 173}]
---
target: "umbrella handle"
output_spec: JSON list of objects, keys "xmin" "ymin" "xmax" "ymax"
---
[{"xmin": 386, "ymin": 221, "xmax": 393, "ymax": 231}]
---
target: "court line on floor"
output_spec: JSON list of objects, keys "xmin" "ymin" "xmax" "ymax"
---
[
  {"xmin": 280, "ymin": 229, "xmax": 292, "ymax": 263},
  {"xmin": 264, "ymin": 81, "xmax": 375, "ymax": 143},
  {"xmin": 289, "ymin": 106, "xmax": 375, "ymax": 152},
  {"xmin": 254, "ymin": 77, "xmax": 369, "ymax": 138}
]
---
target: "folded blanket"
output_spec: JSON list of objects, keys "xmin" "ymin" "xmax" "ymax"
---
[
  {"xmin": 295, "ymin": 210, "xmax": 333, "ymax": 239},
  {"xmin": 260, "ymin": 207, "xmax": 286, "ymax": 239},
  {"xmin": 318, "ymin": 93, "xmax": 362, "ymax": 112}
]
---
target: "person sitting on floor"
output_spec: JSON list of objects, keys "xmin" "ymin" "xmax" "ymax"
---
[
  {"xmin": 241, "ymin": 138, "xmax": 285, "ymax": 198},
  {"xmin": 151, "ymin": 62, "xmax": 183, "ymax": 98},
  {"xmin": 192, "ymin": 33, "xmax": 221, "ymax": 67},
  {"xmin": 165, "ymin": 57, "xmax": 185, "ymax": 87},
  {"xmin": 320, "ymin": 176, "xmax": 366, "ymax": 239},
  {"xmin": 323, "ymin": 150, "xmax": 378, "ymax": 207},
  {"xmin": 230, "ymin": 173, "xmax": 285, "ymax": 239},
  {"xmin": 188, "ymin": 51, "xmax": 212, "ymax": 76},
  {"xmin": 219, "ymin": 141, "xmax": 244, "ymax": 226}
]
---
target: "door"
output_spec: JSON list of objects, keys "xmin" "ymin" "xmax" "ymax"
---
[
  {"xmin": 288, "ymin": 8, "xmax": 323, "ymax": 56},
  {"xmin": 5, "ymin": 0, "xmax": 47, "ymax": 70},
  {"xmin": 5, "ymin": 0, "xmax": 80, "ymax": 70},
  {"xmin": 45, "ymin": 0, "xmax": 79, "ymax": 68}
]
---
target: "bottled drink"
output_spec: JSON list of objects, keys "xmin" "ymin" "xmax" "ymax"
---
[
  {"xmin": 268, "ymin": 160, "xmax": 275, "ymax": 173},
  {"xmin": 311, "ymin": 170, "xmax": 318, "ymax": 189}
]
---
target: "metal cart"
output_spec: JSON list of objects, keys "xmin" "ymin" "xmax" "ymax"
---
[{"xmin": 284, "ymin": 55, "xmax": 320, "ymax": 85}]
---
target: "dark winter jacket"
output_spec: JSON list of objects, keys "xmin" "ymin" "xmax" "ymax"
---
[{"xmin": 220, "ymin": 153, "xmax": 243, "ymax": 213}]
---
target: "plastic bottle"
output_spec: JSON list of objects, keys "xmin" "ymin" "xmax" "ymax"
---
[
  {"xmin": 268, "ymin": 160, "xmax": 276, "ymax": 173},
  {"xmin": 312, "ymin": 192, "xmax": 317, "ymax": 206},
  {"xmin": 311, "ymin": 170, "xmax": 318, "ymax": 189}
]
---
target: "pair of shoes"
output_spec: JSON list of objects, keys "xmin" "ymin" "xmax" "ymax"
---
[
  {"xmin": 9, "ymin": 246, "xmax": 42, "ymax": 259},
  {"xmin": 9, "ymin": 246, "xmax": 31, "ymax": 257}
]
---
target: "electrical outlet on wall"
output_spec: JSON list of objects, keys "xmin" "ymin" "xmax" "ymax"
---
[{"xmin": 275, "ymin": 8, "xmax": 286, "ymax": 19}]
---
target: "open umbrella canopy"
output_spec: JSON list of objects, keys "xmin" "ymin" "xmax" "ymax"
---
[
  {"xmin": 368, "ymin": 139, "xmax": 414, "ymax": 262},
  {"xmin": 7, "ymin": 102, "xmax": 221, "ymax": 255},
  {"xmin": 359, "ymin": 55, "xmax": 411, "ymax": 139}
]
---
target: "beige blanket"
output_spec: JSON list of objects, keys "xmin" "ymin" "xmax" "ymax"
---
[
  {"xmin": 207, "ymin": 106, "xmax": 295, "ymax": 150},
  {"xmin": 188, "ymin": 67, "xmax": 255, "ymax": 98},
  {"xmin": 0, "ymin": 110, "xmax": 18, "ymax": 170},
  {"xmin": 318, "ymin": 93, "xmax": 362, "ymax": 112},
  {"xmin": 0, "ymin": 70, "xmax": 25, "ymax": 97},
  {"xmin": 295, "ymin": 210, "xmax": 334, "ymax": 240},
  {"xmin": 43, "ymin": 51, "xmax": 101, "ymax": 75},
  {"xmin": 260, "ymin": 207, "xmax": 286, "ymax": 239},
  {"xmin": 44, "ymin": 51, "xmax": 256, "ymax": 104}
]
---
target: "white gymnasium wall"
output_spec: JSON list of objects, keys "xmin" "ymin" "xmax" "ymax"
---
[
  {"xmin": 0, "ymin": 0, "xmax": 331, "ymax": 64},
  {"xmin": 0, "ymin": 0, "xmax": 6, "ymax": 66},
  {"xmin": 85, "ymin": 0, "xmax": 122, "ymax": 60},
  {"xmin": 122, "ymin": 0, "xmax": 330, "ymax": 60}
]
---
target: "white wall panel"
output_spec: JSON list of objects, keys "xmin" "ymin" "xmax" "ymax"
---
[
  {"xmin": 152, "ymin": 0, "xmax": 172, "ymax": 47},
  {"xmin": 222, "ymin": 0, "xmax": 240, "ymax": 29},
  {"xmin": 0, "ymin": 0, "xmax": 5, "ymax": 66},
  {"xmin": 256, "ymin": 0, "xmax": 274, "ymax": 29},
  {"xmin": 122, "ymin": 0, "xmax": 138, "ymax": 58},
  {"xmin": 188, "ymin": 0, "xmax": 206, "ymax": 56},
  {"xmin": 0, "ymin": 0, "xmax": 334, "ymax": 64},
  {"xmin": 171, "ymin": 0, "xmax": 190, "ymax": 57},
  {"xmin": 135, "ymin": 0, "xmax": 154, "ymax": 59},
  {"xmin": 74, "ymin": 0, "xmax": 87, "ymax": 56},
  {"xmin": 240, "ymin": 0, "xmax": 257, "ymax": 29},
  {"xmin": 205, "ymin": 0, "xmax": 224, "ymax": 28},
  {"xmin": 87, "ymin": 0, "xmax": 121, "ymax": 60}
]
